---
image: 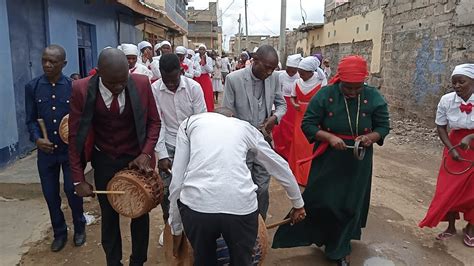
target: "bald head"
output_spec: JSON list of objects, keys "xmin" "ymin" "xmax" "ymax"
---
[
  {"xmin": 97, "ymin": 48, "xmax": 129, "ymax": 95},
  {"xmin": 44, "ymin": 44, "xmax": 66, "ymax": 61},
  {"xmin": 255, "ymin": 45, "xmax": 278, "ymax": 61},
  {"xmin": 252, "ymin": 45, "xmax": 279, "ymax": 80}
]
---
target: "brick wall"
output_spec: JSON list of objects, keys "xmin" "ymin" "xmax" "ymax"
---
[{"xmin": 324, "ymin": 0, "xmax": 474, "ymax": 124}]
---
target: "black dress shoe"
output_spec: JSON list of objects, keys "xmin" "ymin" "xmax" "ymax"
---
[
  {"xmin": 74, "ymin": 231, "xmax": 86, "ymax": 246},
  {"xmin": 51, "ymin": 237, "xmax": 67, "ymax": 252},
  {"xmin": 336, "ymin": 257, "xmax": 350, "ymax": 266}
]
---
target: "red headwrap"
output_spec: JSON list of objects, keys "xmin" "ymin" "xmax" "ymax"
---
[{"xmin": 329, "ymin": 55, "xmax": 368, "ymax": 84}]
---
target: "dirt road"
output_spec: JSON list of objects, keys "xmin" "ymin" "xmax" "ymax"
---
[{"xmin": 15, "ymin": 136, "xmax": 474, "ymax": 265}]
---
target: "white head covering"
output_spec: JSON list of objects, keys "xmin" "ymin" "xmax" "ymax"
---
[
  {"xmin": 116, "ymin": 45, "xmax": 122, "ymax": 51},
  {"xmin": 187, "ymin": 49, "xmax": 195, "ymax": 56},
  {"xmin": 154, "ymin": 43, "xmax": 161, "ymax": 52},
  {"xmin": 286, "ymin": 54, "xmax": 303, "ymax": 68},
  {"xmin": 137, "ymin": 41, "xmax": 152, "ymax": 52},
  {"xmin": 452, "ymin": 64, "xmax": 474, "ymax": 79},
  {"xmin": 121, "ymin": 43, "xmax": 138, "ymax": 56},
  {"xmin": 175, "ymin": 46, "xmax": 187, "ymax": 55},
  {"xmin": 253, "ymin": 47, "xmax": 259, "ymax": 53},
  {"xmin": 160, "ymin": 41, "xmax": 171, "ymax": 48},
  {"xmin": 198, "ymin": 44, "xmax": 207, "ymax": 50},
  {"xmin": 298, "ymin": 56, "xmax": 321, "ymax": 72}
]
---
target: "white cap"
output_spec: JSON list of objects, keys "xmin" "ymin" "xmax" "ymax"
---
[
  {"xmin": 160, "ymin": 41, "xmax": 171, "ymax": 47},
  {"xmin": 117, "ymin": 45, "xmax": 122, "ymax": 51},
  {"xmin": 198, "ymin": 44, "xmax": 207, "ymax": 50},
  {"xmin": 286, "ymin": 54, "xmax": 303, "ymax": 68},
  {"xmin": 121, "ymin": 43, "xmax": 138, "ymax": 56},
  {"xmin": 298, "ymin": 56, "xmax": 320, "ymax": 72},
  {"xmin": 137, "ymin": 41, "xmax": 152, "ymax": 51},
  {"xmin": 187, "ymin": 49, "xmax": 195, "ymax": 56},
  {"xmin": 452, "ymin": 64, "xmax": 474, "ymax": 79},
  {"xmin": 154, "ymin": 43, "xmax": 161, "ymax": 52},
  {"xmin": 175, "ymin": 46, "xmax": 187, "ymax": 55},
  {"xmin": 253, "ymin": 46, "xmax": 259, "ymax": 53}
]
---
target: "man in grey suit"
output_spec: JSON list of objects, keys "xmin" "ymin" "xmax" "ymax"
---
[{"xmin": 223, "ymin": 45, "xmax": 287, "ymax": 219}]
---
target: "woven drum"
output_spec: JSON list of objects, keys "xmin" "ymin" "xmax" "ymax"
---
[
  {"xmin": 59, "ymin": 114, "xmax": 69, "ymax": 144},
  {"xmin": 107, "ymin": 169, "xmax": 164, "ymax": 218},
  {"xmin": 165, "ymin": 215, "xmax": 268, "ymax": 265}
]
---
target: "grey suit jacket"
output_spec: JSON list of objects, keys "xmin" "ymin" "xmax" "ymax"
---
[{"xmin": 223, "ymin": 66, "xmax": 287, "ymax": 127}]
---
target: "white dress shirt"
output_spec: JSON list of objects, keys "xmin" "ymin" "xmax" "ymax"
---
[
  {"xmin": 99, "ymin": 77, "xmax": 125, "ymax": 114},
  {"xmin": 221, "ymin": 57, "xmax": 231, "ymax": 73},
  {"xmin": 130, "ymin": 63, "xmax": 153, "ymax": 80},
  {"xmin": 436, "ymin": 92, "xmax": 474, "ymax": 129},
  {"xmin": 279, "ymin": 71, "xmax": 299, "ymax": 97},
  {"xmin": 152, "ymin": 76, "xmax": 207, "ymax": 159},
  {"xmin": 182, "ymin": 58, "xmax": 195, "ymax": 79},
  {"xmin": 169, "ymin": 112, "xmax": 305, "ymax": 235}
]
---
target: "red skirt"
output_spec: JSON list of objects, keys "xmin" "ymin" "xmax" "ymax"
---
[
  {"xmin": 419, "ymin": 129, "xmax": 474, "ymax": 227},
  {"xmin": 272, "ymin": 96, "xmax": 296, "ymax": 160},
  {"xmin": 194, "ymin": 74, "xmax": 215, "ymax": 112}
]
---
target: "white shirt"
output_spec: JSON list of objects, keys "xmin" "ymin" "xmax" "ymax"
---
[
  {"xmin": 169, "ymin": 112, "xmax": 305, "ymax": 235},
  {"xmin": 99, "ymin": 77, "xmax": 125, "ymax": 114},
  {"xmin": 291, "ymin": 70, "xmax": 327, "ymax": 97},
  {"xmin": 149, "ymin": 56, "xmax": 161, "ymax": 80},
  {"xmin": 182, "ymin": 58, "xmax": 195, "ymax": 79},
  {"xmin": 152, "ymin": 76, "xmax": 207, "ymax": 159},
  {"xmin": 195, "ymin": 54, "xmax": 213, "ymax": 75},
  {"xmin": 130, "ymin": 63, "xmax": 153, "ymax": 80},
  {"xmin": 279, "ymin": 71, "xmax": 299, "ymax": 97},
  {"xmin": 435, "ymin": 92, "xmax": 474, "ymax": 129},
  {"xmin": 221, "ymin": 57, "xmax": 231, "ymax": 73}
]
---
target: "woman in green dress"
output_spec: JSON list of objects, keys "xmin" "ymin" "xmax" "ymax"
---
[{"xmin": 272, "ymin": 55, "xmax": 390, "ymax": 266}]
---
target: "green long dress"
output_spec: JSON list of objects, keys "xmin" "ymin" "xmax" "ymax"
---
[{"xmin": 272, "ymin": 83, "xmax": 390, "ymax": 260}]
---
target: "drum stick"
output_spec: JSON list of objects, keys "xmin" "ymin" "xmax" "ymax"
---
[
  {"xmin": 37, "ymin": 119, "xmax": 49, "ymax": 141},
  {"xmin": 266, "ymin": 218, "xmax": 291, "ymax": 229},
  {"xmin": 93, "ymin": 190, "xmax": 125, "ymax": 195}
]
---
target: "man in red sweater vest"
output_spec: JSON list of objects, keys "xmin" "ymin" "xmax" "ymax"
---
[{"xmin": 68, "ymin": 48, "xmax": 161, "ymax": 266}]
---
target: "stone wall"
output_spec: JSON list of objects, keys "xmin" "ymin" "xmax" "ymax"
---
[{"xmin": 324, "ymin": 0, "xmax": 474, "ymax": 124}]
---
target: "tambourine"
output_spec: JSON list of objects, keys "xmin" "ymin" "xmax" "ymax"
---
[
  {"xmin": 59, "ymin": 114, "xmax": 69, "ymax": 144},
  {"xmin": 347, "ymin": 140, "xmax": 366, "ymax": 160},
  {"xmin": 443, "ymin": 144, "xmax": 474, "ymax": 175}
]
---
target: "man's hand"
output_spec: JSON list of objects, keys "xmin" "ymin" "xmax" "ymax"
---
[
  {"xmin": 263, "ymin": 115, "xmax": 278, "ymax": 133},
  {"xmin": 36, "ymin": 138, "xmax": 54, "ymax": 153},
  {"xmin": 129, "ymin": 154, "xmax": 153, "ymax": 175},
  {"xmin": 328, "ymin": 135, "xmax": 346, "ymax": 150},
  {"xmin": 355, "ymin": 134, "xmax": 373, "ymax": 147},
  {"xmin": 75, "ymin": 182, "xmax": 94, "ymax": 197},
  {"xmin": 172, "ymin": 234, "xmax": 184, "ymax": 258},
  {"xmin": 290, "ymin": 207, "xmax": 306, "ymax": 225},
  {"xmin": 158, "ymin": 158, "xmax": 173, "ymax": 174}
]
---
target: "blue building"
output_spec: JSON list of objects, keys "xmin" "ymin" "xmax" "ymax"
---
[{"xmin": 0, "ymin": 0, "xmax": 188, "ymax": 168}]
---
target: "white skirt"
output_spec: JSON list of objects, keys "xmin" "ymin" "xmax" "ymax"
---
[{"xmin": 212, "ymin": 78, "xmax": 223, "ymax": 92}]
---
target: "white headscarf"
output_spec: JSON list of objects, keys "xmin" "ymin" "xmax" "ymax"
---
[
  {"xmin": 253, "ymin": 46, "xmax": 259, "ymax": 53},
  {"xmin": 121, "ymin": 43, "xmax": 138, "ymax": 56},
  {"xmin": 286, "ymin": 54, "xmax": 303, "ymax": 68},
  {"xmin": 154, "ymin": 43, "xmax": 161, "ymax": 52},
  {"xmin": 187, "ymin": 49, "xmax": 195, "ymax": 56},
  {"xmin": 198, "ymin": 44, "xmax": 207, "ymax": 50},
  {"xmin": 452, "ymin": 64, "xmax": 474, "ymax": 79},
  {"xmin": 137, "ymin": 41, "xmax": 152, "ymax": 52},
  {"xmin": 160, "ymin": 41, "xmax": 171, "ymax": 48},
  {"xmin": 298, "ymin": 56, "xmax": 320, "ymax": 72},
  {"xmin": 175, "ymin": 46, "xmax": 187, "ymax": 55},
  {"xmin": 116, "ymin": 45, "xmax": 122, "ymax": 51}
]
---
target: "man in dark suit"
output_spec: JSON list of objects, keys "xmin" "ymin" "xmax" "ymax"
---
[
  {"xmin": 69, "ymin": 48, "xmax": 161, "ymax": 266},
  {"xmin": 25, "ymin": 44, "xmax": 86, "ymax": 252}
]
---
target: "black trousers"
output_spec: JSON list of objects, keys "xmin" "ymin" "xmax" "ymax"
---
[
  {"xmin": 92, "ymin": 149, "xmax": 149, "ymax": 266},
  {"xmin": 179, "ymin": 200, "xmax": 258, "ymax": 266}
]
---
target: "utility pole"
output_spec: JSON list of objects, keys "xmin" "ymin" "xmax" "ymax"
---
[
  {"xmin": 279, "ymin": 0, "xmax": 287, "ymax": 67},
  {"xmin": 244, "ymin": 0, "xmax": 249, "ymax": 49},
  {"xmin": 237, "ymin": 13, "xmax": 241, "ymax": 54}
]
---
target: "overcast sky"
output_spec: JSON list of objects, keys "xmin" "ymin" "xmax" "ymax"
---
[{"xmin": 188, "ymin": 0, "xmax": 325, "ymax": 50}]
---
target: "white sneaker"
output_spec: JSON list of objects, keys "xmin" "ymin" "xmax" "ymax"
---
[
  {"xmin": 159, "ymin": 231, "xmax": 164, "ymax": 246},
  {"xmin": 84, "ymin": 212, "xmax": 96, "ymax": 225}
]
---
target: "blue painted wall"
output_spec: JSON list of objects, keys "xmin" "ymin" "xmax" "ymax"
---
[
  {"xmin": 46, "ymin": 0, "xmax": 140, "ymax": 76},
  {"xmin": 0, "ymin": 0, "xmax": 19, "ymax": 166}
]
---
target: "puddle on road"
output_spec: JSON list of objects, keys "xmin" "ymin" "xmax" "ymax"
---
[{"xmin": 364, "ymin": 257, "xmax": 395, "ymax": 266}]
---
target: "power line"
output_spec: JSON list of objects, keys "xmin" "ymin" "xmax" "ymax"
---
[
  {"xmin": 248, "ymin": 9, "xmax": 278, "ymax": 35},
  {"xmin": 300, "ymin": 0, "xmax": 307, "ymax": 25}
]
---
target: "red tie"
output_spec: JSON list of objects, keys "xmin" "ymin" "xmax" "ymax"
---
[
  {"xmin": 460, "ymin": 103, "xmax": 472, "ymax": 114},
  {"xmin": 110, "ymin": 95, "xmax": 120, "ymax": 115}
]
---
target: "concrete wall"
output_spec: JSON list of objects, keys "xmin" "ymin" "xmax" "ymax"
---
[
  {"xmin": 46, "ymin": 0, "xmax": 138, "ymax": 76},
  {"xmin": 321, "ymin": 0, "xmax": 474, "ymax": 124},
  {"xmin": 0, "ymin": 0, "xmax": 19, "ymax": 166}
]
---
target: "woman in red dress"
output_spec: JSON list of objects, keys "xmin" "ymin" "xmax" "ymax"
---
[
  {"xmin": 193, "ymin": 44, "xmax": 215, "ymax": 112},
  {"xmin": 272, "ymin": 54, "xmax": 302, "ymax": 160},
  {"xmin": 288, "ymin": 56, "xmax": 328, "ymax": 186},
  {"xmin": 419, "ymin": 64, "xmax": 474, "ymax": 248}
]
